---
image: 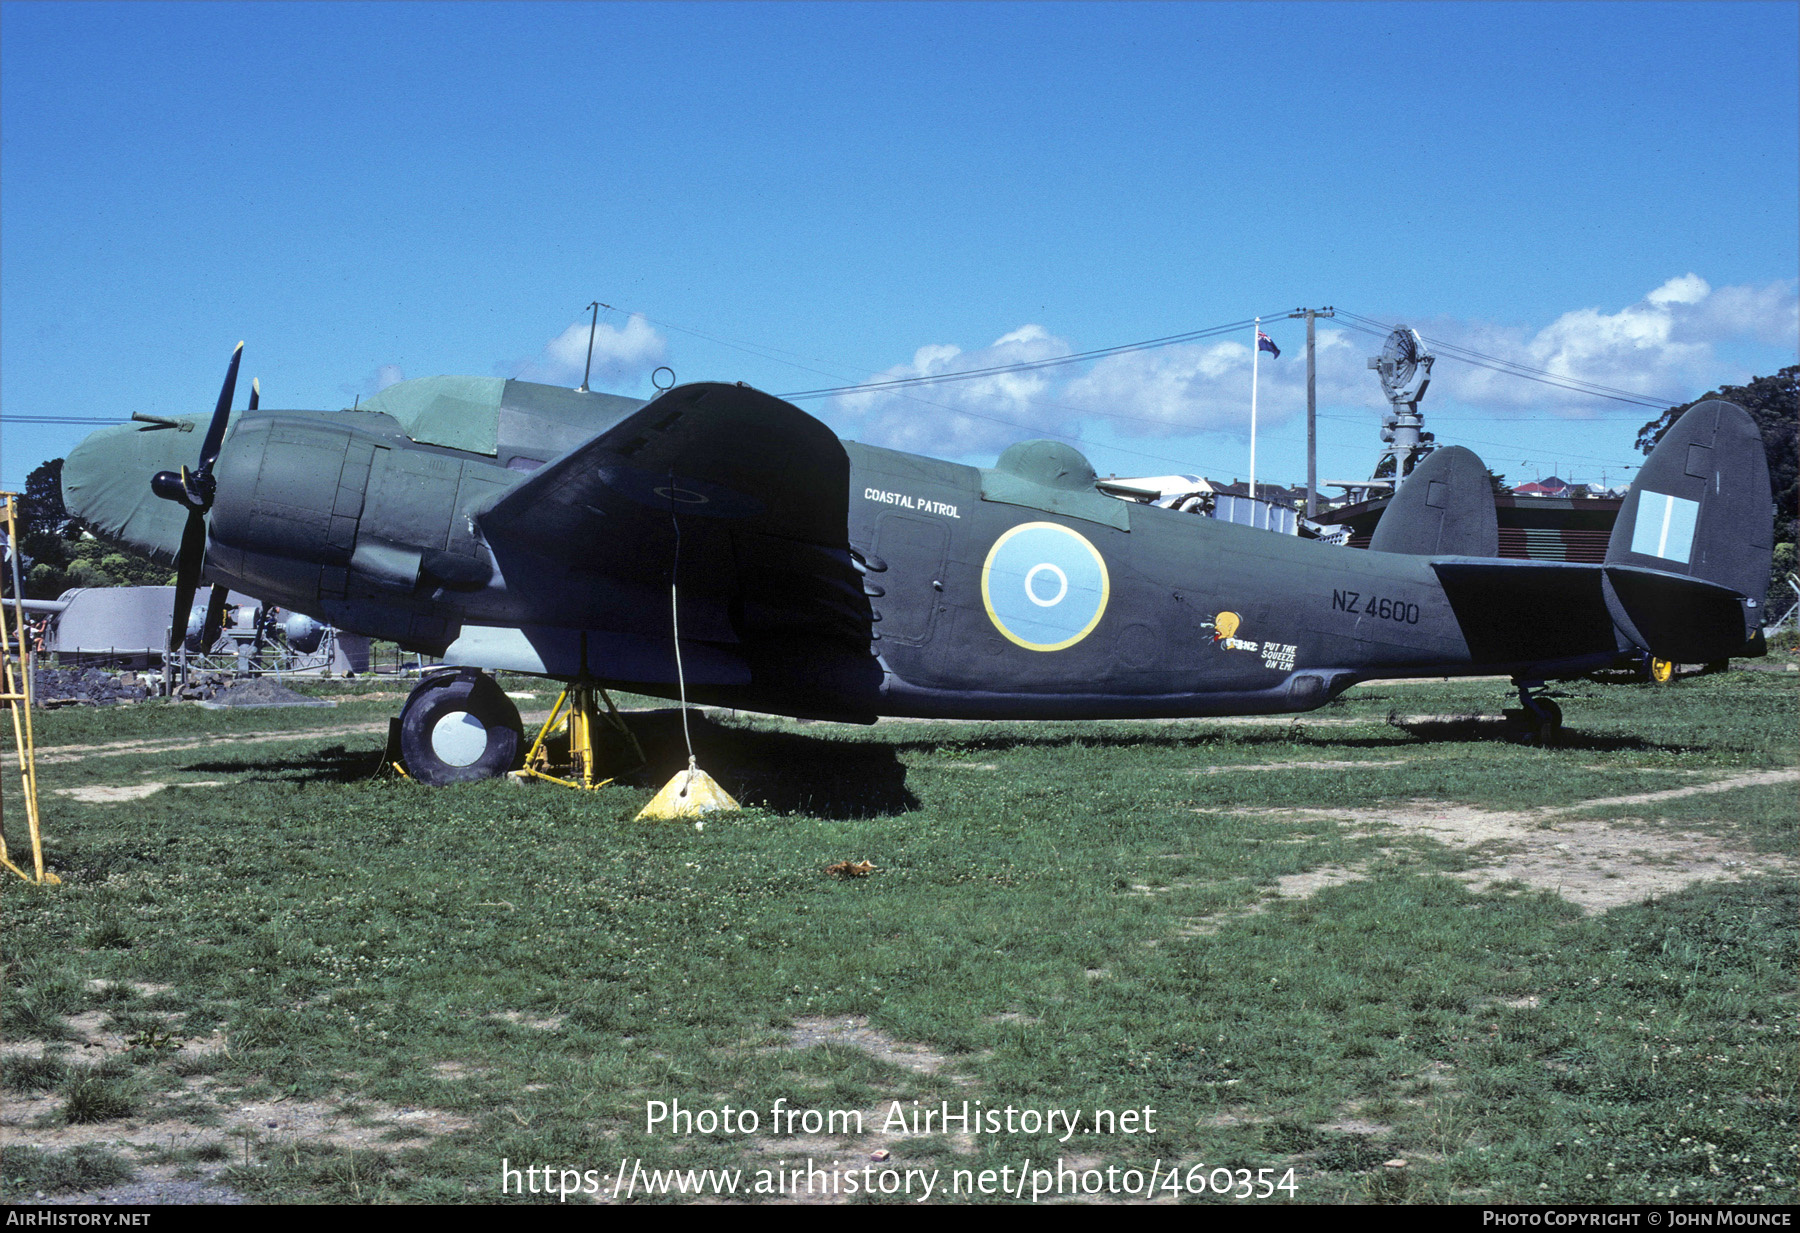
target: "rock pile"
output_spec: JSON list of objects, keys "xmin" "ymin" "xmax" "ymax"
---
[
  {"xmin": 30, "ymin": 666, "xmax": 152, "ymax": 707},
  {"xmin": 174, "ymin": 672, "xmax": 227, "ymax": 701},
  {"xmin": 199, "ymin": 677, "xmax": 334, "ymax": 708}
]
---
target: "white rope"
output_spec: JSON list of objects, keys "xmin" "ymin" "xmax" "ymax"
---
[{"xmin": 669, "ymin": 496, "xmax": 696, "ymax": 796}]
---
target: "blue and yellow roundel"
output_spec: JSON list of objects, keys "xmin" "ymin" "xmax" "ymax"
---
[{"xmin": 980, "ymin": 522, "xmax": 1111, "ymax": 651}]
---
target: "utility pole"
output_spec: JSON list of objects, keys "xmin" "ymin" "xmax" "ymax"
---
[{"xmin": 1285, "ymin": 307, "xmax": 1334, "ymax": 517}]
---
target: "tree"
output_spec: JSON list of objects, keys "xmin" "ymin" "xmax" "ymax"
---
[
  {"xmin": 1636, "ymin": 367, "xmax": 1798, "ymax": 539},
  {"xmin": 9, "ymin": 457, "xmax": 174, "ymax": 598},
  {"xmin": 21, "ymin": 458, "xmax": 70, "ymax": 540},
  {"xmin": 1636, "ymin": 367, "xmax": 1798, "ymax": 610}
]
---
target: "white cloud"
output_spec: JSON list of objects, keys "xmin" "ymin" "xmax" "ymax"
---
[
  {"xmin": 511, "ymin": 313, "xmax": 668, "ymax": 388},
  {"xmin": 1063, "ymin": 327, "xmax": 1377, "ymax": 438},
  {"xmin": 1673, "ymin": 279, "xmax": 1799, "ymax": 348},
  {"xmin": 810, "ymin": 275, "xmax": 1796, "ymax": 462},
  {"xmin": 828, "ymin": 322, "xmax": 1376, "ymax": 458},
  {"xmin": 339, "ymin": 363, "xmax": 407, "ymax": 401},
  {"xmin": 1415, "ymin": 276, "xmax": 1798, "ymax": 415},
  {"xmin": 1645, "ymin": 273, "xmax": 1710, "ymax": 306},
  {"xmin": 828, "ymin": 324, "xmax": 1078, "ymax": 456}
]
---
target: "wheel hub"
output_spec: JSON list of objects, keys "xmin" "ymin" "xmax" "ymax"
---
[{"xmin": 430, "ymin": 710, "xmax": 489, "ymax": 767}]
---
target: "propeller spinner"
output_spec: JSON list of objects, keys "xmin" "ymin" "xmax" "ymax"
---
[{"xmin": 150, "ymin": 343, "xmax": 243, "ymax": 653}]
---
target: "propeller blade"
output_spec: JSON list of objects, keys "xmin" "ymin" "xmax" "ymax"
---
[
  {"xmin": 168, "ymin": 510, "xmax": 208, "ymax": 654},
  {"xmin": 248, "ymin": 378, "xmax": 259, "ymax": 413},
  {"xmin": 196, "ymin": 342, "xmax": 243, "ymax": 480},
  {"xmin": 199, "ymin": 584, "xmax": 230, "ymax": 651}
]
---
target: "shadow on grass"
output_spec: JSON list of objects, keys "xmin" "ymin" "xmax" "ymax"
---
[
  {"xmin": 168, "ymin": 715, "xmax": 916, "ymax": 817},
  {"xmin": 158, "ymin": 698, "xmax": 1687, "ymax": 812},
  {"xmin": 178, "ymin": 744, "xmax": 386, "ymax": 783},
  {"xmin": 627, "ymin": 711, "xmax": 919, "ymax": 818},
  {"xmin": 1398, "ymin": 715, "xmax": 1684, "ymax": 753},
  {"xmin": 876, "ymin": 721, "xmax": 1681, "ymax": 756}
]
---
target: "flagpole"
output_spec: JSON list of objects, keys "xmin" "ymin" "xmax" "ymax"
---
[{"xmin": 1250, "ymin": 316, "xmax": 1260, "ymax": 503}]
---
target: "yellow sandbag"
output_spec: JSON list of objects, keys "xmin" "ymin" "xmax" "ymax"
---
[{"xmin": 635, "ymin": 759, "xmax": 739, "ymax": 821}]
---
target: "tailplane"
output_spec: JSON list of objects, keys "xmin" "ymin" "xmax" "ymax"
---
[{"xmin": 1603, "ymin": 400, "xmax": 1772, "ymax": 661}]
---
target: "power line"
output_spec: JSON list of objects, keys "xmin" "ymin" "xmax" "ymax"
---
[
  {"xmin": 1333, "ymin": 310, "xmax": 1678, "ymax": 409},
  {"xmin": 779, "ymin": 313, "xmax": 1291, "ymax": 399},
  {"xmin": 618, "ymin": 303, "xmax": 1656, "ymax": 475}
]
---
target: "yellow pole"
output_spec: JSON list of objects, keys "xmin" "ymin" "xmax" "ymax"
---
[
  {"xmin": 570, "ymin": 681, "xmax": 595, "ymax": 789},
  {"xmin": 0, "ymin": 495, "xmax": 53, "ymax": 884}
]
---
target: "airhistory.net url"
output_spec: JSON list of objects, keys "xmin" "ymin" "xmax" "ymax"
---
[{"xmin": 501, "ymin": 1157, "xmax": 1299, "ymax": 1201}]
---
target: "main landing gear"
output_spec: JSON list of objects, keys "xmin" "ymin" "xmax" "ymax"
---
[
  {"xmin": 392, "ymin": 668, "xmax": 645, "ymax": 788},
  {"xmin": 396, "ymin": 668, "xmax": 524, "ymax": 786},
  {"xmin": 1512, "ymin": 677, "xmax": 1562, "ymax": 747}
]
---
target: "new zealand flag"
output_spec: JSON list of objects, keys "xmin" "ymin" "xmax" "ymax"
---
[{"xmin": 1257, "ymin": 330, "xmax": 1280, "ymax": 358}]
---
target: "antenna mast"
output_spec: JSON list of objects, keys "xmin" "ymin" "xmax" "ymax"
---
[{"xmin": 576, "ymin": 301, "xmax": 600, "ymax": 392}]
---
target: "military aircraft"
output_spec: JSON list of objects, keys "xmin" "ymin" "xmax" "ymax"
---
[{"xmin": 61, "ymin": 344, "xmax": 1773, "ymax": 784}]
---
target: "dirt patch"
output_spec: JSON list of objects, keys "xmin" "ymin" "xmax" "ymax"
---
[
  {"xmin": 3, "ymin": 1011, "xmax": 221, "ymax": 1064},
  {"xmin": 1330, "ymin": 768, "xmax": 1800, "ymax": 913},
  {"xmin": 1180, "ymin": 769, "xmax": 1798, "ymax": 924},
  {"xmin": 34, "ymin": 724, "xmax": 389, "ymax": 766},
  {"xmin": 6, "ymin": 1017, "xmax": 470, "ymax": 1199},
  {"xmin": 56, "ymin": 781, "xmax": 226, "ymax": 803},
  {"xmin": 492, "ymin": 1011, "xmax": 566, "ymax": 1032},
  {"xmin": 1180, "ymin": 759, "xmax": 1783, "ymax": 932},
  {"xmin": 1190, "ymin": 760, "xmax": 1412, "ymax": 774},
  {"xmin": 1317, "ymin": 1114, "xmax": 1393, "ymax": 1136},
  {"xmin": 1180, "ymin": 866, "xmax": 1368, "ymax": 936},
  {"xmin": 1270, "ymin": 866, "xmax": 1369, "ymax": 898},
  {"xmin": 84, "ymin": 980, "xmax": 172, "ymax": 998},
  {"xmin": 31, "ymin": 1175, "xmax": 248, "ymax": 1205},
  {"xmin": 781, "ymin": 1015, "xmax": 951, "ymax": 1076},
  {"xmin": 10, "ymin": 1086, "xmax": 474, "ymax": 1156},
  {"xmin": 432, "ymin": 1061, "xmax": 484, "ymax": 1080}
]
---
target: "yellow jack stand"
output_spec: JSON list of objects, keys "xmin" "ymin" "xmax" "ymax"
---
[
  {"xmin": 509, "ymin": 680, "xmax": 644, "ymax": 790},
  {"xmin": 1, "ymin": 494, "xmax": 57, "ymax": 885}
]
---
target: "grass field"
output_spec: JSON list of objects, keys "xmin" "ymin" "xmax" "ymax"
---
[{"xmin": 2, "ymin": 663, "xmax": 1795, "ymax": 1204}]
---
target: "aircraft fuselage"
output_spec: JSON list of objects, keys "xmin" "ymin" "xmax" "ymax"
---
[{"xmin": 63, "ymin": 378, "xmax": 1645, "ymax": 725}]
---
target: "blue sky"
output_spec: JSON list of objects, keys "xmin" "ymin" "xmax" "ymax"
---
[{"xmin": 4, "ymin": 1, "xmax": 1796, "ymax": 494}]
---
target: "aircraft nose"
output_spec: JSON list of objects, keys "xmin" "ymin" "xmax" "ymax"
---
[{"xmin": 61, "ymin": 418, "xmax": 204, "ymax": 561}]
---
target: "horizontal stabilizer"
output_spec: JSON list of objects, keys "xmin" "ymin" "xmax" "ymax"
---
[
  {"xmin": 1431, "ymin": 559, "xmax": 1617, "ymax": 663},
  {"xmin": 1369, "ymin": 446, "xmax": 1499, "ymax": 557},
  {"xmin": 1604, "ymin": 400, "xmax": 1772, "ymax": 658},
  {"xmin": 1603, "ymin": 564, "xmax": 1761, "ymax": 663}
]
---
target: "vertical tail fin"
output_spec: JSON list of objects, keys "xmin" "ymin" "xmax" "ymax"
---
[
  {"xmin": 1603, "ymin": 400, "xmax": 1772, "ymax": 660},
  {"xmin": 1367, "ymin": 445, "xmax": 1499, "ymax": 557}
]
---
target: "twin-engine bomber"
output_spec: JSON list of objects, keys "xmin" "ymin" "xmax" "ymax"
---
[{"xmin": 62, "ymin": 344, "xmax": 1773, "ymax": 784}]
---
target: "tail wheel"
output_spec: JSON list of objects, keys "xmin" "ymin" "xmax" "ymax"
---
[
  {"xmin": 398, "ymin": 670, "xmax": 523, "ymax": 785},
  {"xmin": 1649, "ymin": 658, "xmax": 1675, "ymax": 683}
]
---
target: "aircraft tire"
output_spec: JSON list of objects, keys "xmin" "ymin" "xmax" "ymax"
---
[{"xmin": 399, "ymin": 669, "xmax": 523, "ymax": 786}]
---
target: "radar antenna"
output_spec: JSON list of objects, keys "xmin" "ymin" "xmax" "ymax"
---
[{"xmin": 1367, "ymin": 326, "xmax": 1436, "ymax": 486}]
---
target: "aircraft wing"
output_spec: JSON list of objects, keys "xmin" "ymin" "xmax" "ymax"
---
[
  {"xmin": 479, "ymin": 382, "xmax": 850, "ymax": 551},
  {"xmin": 474, "ymin": 383, "xmax": 872, "ymax": 675}
]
